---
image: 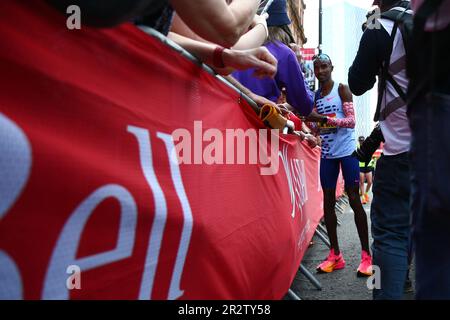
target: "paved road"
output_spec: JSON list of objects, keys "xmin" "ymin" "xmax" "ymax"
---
[{"xmin": 288, "ymin": 196, "xmax": 415, "ymax": 300}]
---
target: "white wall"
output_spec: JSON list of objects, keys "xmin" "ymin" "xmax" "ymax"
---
[{"xmin": 302, "ymin": 0, "xmax": 379, "ymax": 137}]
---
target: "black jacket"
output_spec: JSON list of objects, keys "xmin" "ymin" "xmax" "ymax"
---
[{"xmin": 348, "ymin": 26, "xmax": 391, "ymax": 96}]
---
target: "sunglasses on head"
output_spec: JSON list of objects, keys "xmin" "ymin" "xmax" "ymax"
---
[{"xmin": 313, "ymin": 53, "xmax": 332, "ymax": 63}]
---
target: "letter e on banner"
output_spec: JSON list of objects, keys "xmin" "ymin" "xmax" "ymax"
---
[{"xmin": 42, "ymin": 185, "xmax": 137, "ymax": 299}]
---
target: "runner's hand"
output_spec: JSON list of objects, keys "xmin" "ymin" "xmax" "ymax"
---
[{"xmin": 301, "ymin": 110, "xmax": 326, "ymax": 123}]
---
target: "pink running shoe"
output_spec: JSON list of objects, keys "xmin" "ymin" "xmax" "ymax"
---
[
  {"xmin": 357, "ymin": 250, "xmax": 373, "ymax": 277},
  {"xmin": 316, "ymin": 249, "xmax": 346, "ymax": 273}
]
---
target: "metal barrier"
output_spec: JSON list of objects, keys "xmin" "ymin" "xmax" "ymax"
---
[{"xmin": 138, "ymin": 26, "xmax": 260, "ymax": 110}]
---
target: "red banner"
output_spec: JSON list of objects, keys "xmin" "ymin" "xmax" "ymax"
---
[
  {"xmin": 300, "ymin": 48, "xmax": 317, "ymax": 61},
  {"xmin": 0, "ymin": 1, "xmax": 323, "ymax": 300}
]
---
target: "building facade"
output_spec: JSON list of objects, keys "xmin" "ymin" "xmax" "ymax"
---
[{"xmin": 287, "ymin": 0, "xmax": 308, "ymax": 46}]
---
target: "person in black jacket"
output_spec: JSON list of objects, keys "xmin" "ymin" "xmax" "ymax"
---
[
  {"xmin": 407, "ymin": 0, "xmax": 450, "ymax": 300},
  {"xmin": 348, "ymin": 0, "xmax": 412, "ymax": 300}
]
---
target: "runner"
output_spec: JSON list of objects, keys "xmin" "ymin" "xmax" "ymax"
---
[{"xmin": 303, "ymin": 54, "xmax": 373, "ymax": 277}]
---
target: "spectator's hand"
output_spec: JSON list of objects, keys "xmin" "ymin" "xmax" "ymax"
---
[
  {"xmin": 304, "ymin": 133, "xmax": 318, "ymax": 148},
  {"xmin": 277, "ymin": 104, "xmax": 290, "ymax": 116},
  {"xmin": 294, "ymin": 131, "xmax": 306, "ymax": 140},
  {"xmin": 247, "ymin": 92, "xmax": 277, "ymax": 109},
  {"xmin": 222, "ymin": 47, "xmax": 277, "ymax": 79}
]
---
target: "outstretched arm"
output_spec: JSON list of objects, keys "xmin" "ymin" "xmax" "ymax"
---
[
  {"xmin": 171, "ymin": 12, "xmax": 269, "ymax": 50},
  {"xmin": 168, "ymin": 32, "xmax": 277, "ymax": 77},
  {"xmin": 170, "ymin": 0, "xmax": 259, "ymax": 48},
  {"xmin": 326, "ymin": 84, "xmax": 355, "ymax": 128}
]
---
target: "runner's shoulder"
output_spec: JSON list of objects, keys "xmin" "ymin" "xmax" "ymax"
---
[{"xmin": 338, "ymin": 83, "xmax": 353, "ymax": 102}]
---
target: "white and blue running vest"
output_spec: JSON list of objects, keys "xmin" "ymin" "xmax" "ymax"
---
[{"xmin": 315, "ymin": 82, "xmax": 356, "ymax": 159}]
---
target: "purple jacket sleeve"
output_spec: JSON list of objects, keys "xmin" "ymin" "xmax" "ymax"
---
[{"xmin": 275, "ymin": 46, "xmax": 314, "ymax": 116}]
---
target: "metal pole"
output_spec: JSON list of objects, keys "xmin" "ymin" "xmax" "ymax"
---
[
  {"xmin": 287, "ymin": 289, "xmax": 302, "ymax": 300},
  {"xmin": 317, "ymin": 222, "xmax": 328, "ymax": 236},
  {"xmin": 319, "ymin": 0, "xmax": 323, "ymax": 54},
  {"xmin": 139, "ymin": 26, "xmax": 259, "ymax": 110},
  {"xmin": 260, "ymin": 0, "xmax": 275, "ymax": 15},
  {"xmin": 299, "ymin": 264, "xmax": 322, "ymax": 290},
  {"xmin": 315, "ymin": 229, "xmax": 331, "ymax": 248}
]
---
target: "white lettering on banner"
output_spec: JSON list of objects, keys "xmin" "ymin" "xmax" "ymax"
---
[
  {"xmin": 1, "ymin": 121, "xmax": 194, "ymax": 299},
  {"xmin": 279, "ymin": 145, "xmax": 308, "ymax": 219},
  {"xmin": 0, "ymin": 250, "xmax": 23, "ymax": 299},
  {"xmin": 0, "ymin": 113, "xmax": 29, "ymax": 300},
  {"xmin": 0, "ymin": 113, "xmax": 32, "ymax": 220},
  {"xmin": 130, "ymin": 127, "xmax": 193, "ymax": 300},
  {"xmin": 42, "ymin": 184, "xmax": 137, "ymax": 299},
  {"xmin": 127, "ymin": 126, "xmax": 168, "ymax": 300},
  {"xmin": 279, "ymin": 145, "xmax": 294, "ymax": 217},
  {"xmin": 157, "ymin": 133, "xmax": 193, "ymax": 300}
]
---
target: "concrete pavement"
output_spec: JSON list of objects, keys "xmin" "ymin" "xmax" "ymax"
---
[{"xmin": 288, "ymin": 195, "xmax": 415, "ymax": 300}]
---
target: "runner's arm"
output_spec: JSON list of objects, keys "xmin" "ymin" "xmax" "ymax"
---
[{"xmin": 326, "ymin": 84, "xmax": 355, "ymax": 128}]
